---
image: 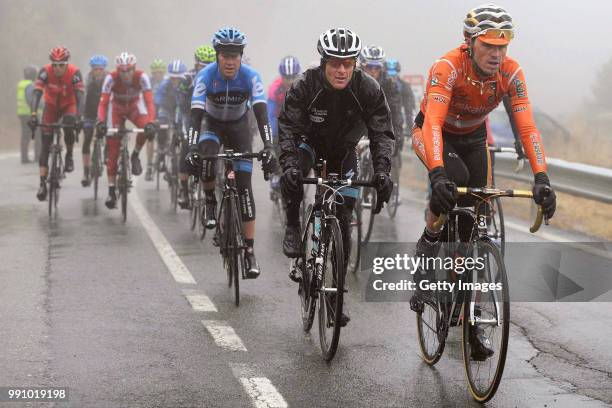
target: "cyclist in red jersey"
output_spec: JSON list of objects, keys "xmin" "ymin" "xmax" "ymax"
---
[
  {"xmin": 29, "ymin": 46, "xmax": 84, "ymax": 201},
  {"xmin": 267, "ymin": 56, "xmax": 301, "ymax": 199},
  {"xmin": 95, "ymin": 52, "xmax": 157, "ymax": 209},
  {"xmin": 410, "ymin": 4, "xmax": 557, "ymax": 360}
]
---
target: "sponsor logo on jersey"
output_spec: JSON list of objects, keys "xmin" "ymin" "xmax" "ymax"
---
[
  {"xmin": 530, "ymin": 133, "xmax": 544, "ymax": 164},
  {"xmin": 512, "ymin": 78, "xmax": 526, "ymax": 98},
  {"xmin": 193, "ymin": 82, "xmax": 206, "ymax": 98},
  {"xmin": 513, "ymin": 105, "xmax": 527, "ymax": 113},
  {"xmin": 432, "ymin": 94, "xmax": 448, "ymax": 104},
  {"xmin": 252, "ymin": 77, "xmax": 265, "ymax": 97},
  {"xmin": 432, "ymin": 125, "xmax": 442, "ymax": 162},
  {"xmin": 309, "ymin": 114, "xmax": 325, "ymax": 123},
  {"xmin": 444, "ymin": 70, "xmax": 457, "ymax": 91}
]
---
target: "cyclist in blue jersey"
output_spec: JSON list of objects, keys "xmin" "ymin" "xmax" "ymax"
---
[
  {"xmin": 154, "ymin": 59, "xmax": 187, "ymax": 178},
  {"xmin": 145, "ymin": 59, "xmax": 167, "ymax": 181},
  {"xmin": 81, "ymin": 54, "xmax": 108, "ymax": 187},
  {"xmin": 186, "ymin": 27, "xmax": 277, "ymax": 279}
]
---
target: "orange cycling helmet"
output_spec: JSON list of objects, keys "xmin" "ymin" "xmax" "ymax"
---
[
  {"xmin": 50, "ymin": 46, "xmax": 70, "ymax": 62},
  {"xmin": 463, "ymin": 4, "xmax": 514, "ymax": 46}
]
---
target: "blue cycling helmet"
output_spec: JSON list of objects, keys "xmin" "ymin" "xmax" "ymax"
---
[
  {"xmin": 212, "ymin": 27, "xmax": 247, "ymax": 53},
  {"xmin": 385, "ymin": 58, "xmax": 400, "ymax": 77},
  {"xmin": 167, "ymin": 59, "xmax": 187, "ymax": 77},
  {"xmin": 279, "ymin": 56, "xmax": 301, "ymax": 77},
  {"xmin": 89, "ymin": 54, "xmax": 108, "ymax": 68}
]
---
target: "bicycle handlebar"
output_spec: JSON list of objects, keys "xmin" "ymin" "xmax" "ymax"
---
[
  {"xmin": 200, "ymin": 150, "xmax": 265, "ymax": 161},
  {"xmin": 301, "ymin": 177, "xmax": 374, "ymax": 188},
  {"xmin": 488, "ymin": 146, "xmax": 516, "ymax": 154},
  {"xmin": 31, "ymin": 122, "xmax": 79, "ymax": 130},
  {"xmin": 431, "ymin": 186, "xmax": 546, "ymax": 233},
  {"xmin": 105, "ymin": 123, "xmax": 170, "ymax": 136}
]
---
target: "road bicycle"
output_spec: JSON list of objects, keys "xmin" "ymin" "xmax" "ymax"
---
[
  {"xmin": 413, "ymin": 186, "xmax": 548, "ymax": 402},
  {"xmin": 291, "ymin": 159, "xmax": 376, "ymax": 361}
]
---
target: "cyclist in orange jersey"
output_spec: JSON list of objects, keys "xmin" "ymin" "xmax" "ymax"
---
[{"xmin": 410, "ymin": 4, "xmax": 556, "ymax": 360}]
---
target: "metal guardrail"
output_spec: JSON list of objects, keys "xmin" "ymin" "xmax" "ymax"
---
[
  {"xmin": 403, "ymin": 151, "xmax": 612, "ymax": 204},
  {"xmin": 494, "ymin": 154, "xmax": 612, "ymax": 204}
]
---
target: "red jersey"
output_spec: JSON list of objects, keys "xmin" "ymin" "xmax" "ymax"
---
[
  {"xmin": 419, "ymin": 45, "xmax": 546, "ymax": 174},
  {"xmin": 35, "ymin": 64, "xmax": 84, "ymax": 108},
  {"xmin": 97, "ymin": 69, "xmax": 155, "ymax": 123}
]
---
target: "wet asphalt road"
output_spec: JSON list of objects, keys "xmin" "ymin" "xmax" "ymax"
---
[{"xmin": 0, "ymin": 151, "xmax": 610, "ymax": 408}]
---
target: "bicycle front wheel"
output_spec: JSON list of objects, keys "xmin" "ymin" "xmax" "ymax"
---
[
  {"xmin": 48, "ymin": 150, "xmax": 59, "ymax": 218},
  {"xmin": 170, "ymin": 153, "xmax": 178, "ymax": 212},
  {"xmin": 348, "ymin": 206, "xmax": 362, "ymax": 275},
  {"xmin": 92, "ymin": 142, "xmax": 100, "ymax": 200},
  {"xmin": 462, "ymin": 238, "xmax": 509, "ymax": 403},
  {"xmin": 317, "ymin": 217, "xmax": 345, "ymax": 361},
  {"xmin": 190, "ymin": 179, "xmax": 199, "ymax": 231},
  {"xmin": 230, "ymin": 195, "xmax": 244, "ymax": 307},
  {"xmin": 120, "ymin": 152, "xmax": 129, "ymax": 223},
  {"xmin": 298, "ymin": 205, "xmax": 317, "ymax": 332}
]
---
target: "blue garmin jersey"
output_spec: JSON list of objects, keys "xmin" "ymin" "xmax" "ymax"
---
[
  {"xmin": 191, "ymin": 62, "xmax": 266, "ymax": 122},
  {"xmin": 154, "ymin": 78, "xmax": 179, "ymax": 118}
]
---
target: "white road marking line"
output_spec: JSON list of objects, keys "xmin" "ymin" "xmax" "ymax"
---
[
  {"xmin": 201, "ymin": 320, "xmax": 247, "ymax": 351},
  {"xmin": 0, "ymin": 152, "xmax": 19, "ymax": 161},
  {"xmin": 239, "ymin": 377, "xmax": 288, "ymax": 408},
  {"xmin": 182, "ymin": 290, "xmax": 218, "ymax": 312},
  {"xmin": 231, "ymin": 364, "xmax": 288, "ymax": 408},
  {"xmin": 130, "ymin": 187, "xmax": 197, "ymax": 284}
]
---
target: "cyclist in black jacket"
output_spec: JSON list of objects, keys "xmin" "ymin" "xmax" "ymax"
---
[
  {"xmin": 359, "ymin": 45, "xmax": 403, "ymax": 147},
  {"xmin": 279, "ymin": 28, "xmax": 395, "ymax": 286}
]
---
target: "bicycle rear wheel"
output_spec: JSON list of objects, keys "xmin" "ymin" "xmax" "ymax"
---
[
  {"xmin": 361, "ymin": 186, "xmax": 376, "ymax": 243},
  {"xmin": 488, "ymin": 197, "xmax": 505, "ymax": 257},
  {"xmin": 318, "ymin": 217, "xmax": 344, "ymax": 361},
  {"xmin": 416, "ymin": 289, "xmax": 447, "ymax": 366},
  {"xmin": 387, "ymin": 154, "xmax": 401, "ymax": 218},
  {"xmin": 298, "ymin": 205, "xmax": 317, "ymax": 332},
  {"xmin": 462, "ymin": 238, "xmax": 509, "ymax": 403},
  {"xmin": 348, "ymin": 206, "xmax": 362, "ymax": 274}
]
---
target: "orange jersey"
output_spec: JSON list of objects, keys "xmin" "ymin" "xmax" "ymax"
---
[{"xmin": 418, "ymin": 45, "xmax": 546, "ymax": 173}]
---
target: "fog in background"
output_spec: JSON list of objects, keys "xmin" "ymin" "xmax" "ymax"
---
[{"xmin": 2, "ymin": 0, "xmax": 611, "ymax": 125}]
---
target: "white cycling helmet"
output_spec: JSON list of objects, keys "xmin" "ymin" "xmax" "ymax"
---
[
  {"xmin": 359, "ymin": 45, "xmax": 386, "ymax": 67},
  {"xmin": 317, "ymin": 28, "xmax": 362, "ymax": 59},
  {"xmin": 463, "ymin": 4, "xmax": 514, "ymax": 45},
  {"xmin": 115, "ymin": 52, "xmax": 137, "ymax": 68}
]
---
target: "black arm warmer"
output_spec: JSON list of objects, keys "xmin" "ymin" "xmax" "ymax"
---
[{"xmin": 252, "ymin": 102, "xmax": 273, "ymax": 146}]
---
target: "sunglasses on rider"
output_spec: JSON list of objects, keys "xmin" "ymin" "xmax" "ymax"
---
[
  {"xmin": 327, "ymin": 58, "xmax": 356, "ymax": 69},
  {"xmin": 365, "ymin": 62, "xmax": 383, "ymax": 70},
  {"xmin": 51, "ymin": 62, "xmax": 67, "ymax": 68},
  {"xmin": 475, "ymin": 28, "xmax": 514, "ymax": 44}
]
